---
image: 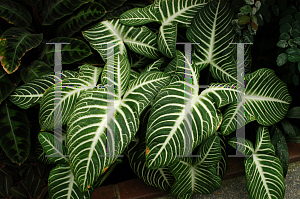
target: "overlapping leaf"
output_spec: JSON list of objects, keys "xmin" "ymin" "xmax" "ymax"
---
[
  {"xmin": 0, "ymin": 28, "xmax": 43, "ymax": 74},
  {"xmin": 66, "ymin": 69, "xmax": 170, "ymax": 192},
  {"xmin": 127, "ymin": 107, "xmax": 175, "ymax": 191},
  {"xmin": 145, "ymin": 51, "xmax": 238, "ymax": 169},
  {"xmin": 120, "ymin": 0, "xmax": 210, "ymax": 57},
  {"xmin": 39, "ymin": 64, "xmax": 102, "ymax": 131},
  {"xmin": 0, "ymin": 0, "xmax": 32, "ymax": 27},
  {"xmin": 38, "ymin": 132, "xmax": 69, "ymax": 164},
  {"xmin": 9, "ymin": 70, "xmax": 77, "ymax": 109},
  {"xmin": 20, "ymin": 61, "xmax": 53, "ymax": 84},
  {"xmin": 187, "ymin": 0, "xmax": 237, "ymax": 83},
  {"xmin": 56, "ymin": 2, "xmax": 106, "ymax": 37},
  {"xmin": 95, "ymin": 0, "xmax": 127, "ymax": 12},
  {"xmin": 0, "ymin": 68, "xmax": 21, "ymax": 104},
  {"xmin": 169, "ymin": 135, "xmax": 222, "ymax": 198},
  {"xmin": 83, "ymin": 19, "xmax": 160, "ymax": 62},
  {"xmin": 42, "ymin": 0, "xmax": 93, "ymax": 25},
  {"xmin": 0, "ymin": 101, "xmax": 30, "ymax": 164},
  {"xmin": 220, "ymin": 68, "xmax": 292, "ymax": 136},
  {"xmin": 229, "ymin": 126, "xmax": 285, "ymax": 199},
  {"xmin": 48, "ymin": 164, "xmax": 92, "ymax": 199},
  {"xmin": 39, "ymin": 37, "xmax": 91, "ymax": 65}
]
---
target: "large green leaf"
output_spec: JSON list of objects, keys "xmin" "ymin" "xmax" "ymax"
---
[
  {"xmin": 48, "ymin": 164, "xmax": 92, "ymax": 199},
  {"xmin": 39, "ymin": 37, "xmax": 91, "ymax": 66},
  {"xmin": 120, "ymin": 0, "xmax": 210, "ymax": 58},
  {"xmin": 271, "ymin": 126, "xmax": 289, "ymax": 177},
  {"xmin": 0, "ymin": 0, "xmax": 32, "ymax": 27},
  {"xmin": 95, "ymin": 0, "xmax": 127, "ymax": 12},
  {"xmin": 20, "ymin": 61, "xmax": 53, "ymax": 84},
  {"xmin": 220, "ymin": 68, "xmax": 292, "ymax": 136},
  {"xmin": 66, "ymin": 69, "xmax": 170, "ymax": 192},
  {"xmin": 39, "ymin": 65, "xmax": 102, "ymax": 131},
  {"xmin": 127, "ymin": 106, "xmax": 175, "ymax": 191},
  {"xmin": 169, "ymin": 135, "xmax": 222, "ymax": 198},
  {"xmin": 228, "ymin": 126, "xmax": 285, "ymax": 199},
  {"xmin": 100, "ymin": 53, "xmax": 131, "ymax": 98},
  {"xmin": 216, "ymin": 133, "xmax": 227, "ymax": 178},
  {"xmin": 42, "ymin": 0, "xmax": 93, "ymax": 25},
  {"xmin": 142, "ymin": 57, "xmax": 166, "ymax": 72},
  {"xmin": 145, "ymin": 51, "xmax": 237, "ymax": 169},
  {"xmin": 0, "ymin": 68, "xmax": 21, "ymax": 104},
  {"xmin": 0, "ymin": 100, "xmax": 30, "ymax": 164},
  {"xmin": 56, "ymin": 2, "xmax": 106, "ymax": 37},
  {"xmin": 82, "ymin": 19, "xmax": 161, "ymax": 62},
  {"xmin": 0, "ymin": 28, "xmax": 43, "ymax": 74},
  {"xmin": 101, "ymin": 0, "xmax": 151, "ymax": 21},
  {"xmin": 38, "ymin": 132, "xmax": 69, "ymax": 164},
  {"xmin": 186, "ymin": 0, "xmax": 237, "ymax": 83},
  {"xmin": 9, "ymin": 71, "xmax": 77, "ymax": 109}
]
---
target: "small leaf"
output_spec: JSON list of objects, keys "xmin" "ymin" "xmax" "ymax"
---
[
  {"xmin": 251, "ymin": 15, "xmax": 258, "ymax": 25},
  {"xmin": 281, "ymin": 6, "xmax": 297, "ymax": 17},
  {"xmin": 286, "ymin": 47, "xmax": 300, "ymax": 55},
  {"xmin": 278, "ymin": 0, "xmax": 287, "ymax": 11},
  {"xmin": 245, "ymin": 0, "xmax": 254, "ymax": 5},
  {"xmin": 256, "ymin": 13, "xmax": 264, "ymax": 26},
  {"xmin": 286, "ymin": 107, "xmax": 300, "ymax": 119},
  {"xmin": 280, "ymin": 23, "xmax": 292, "ymax": 34},
  {"xmin": 259, "ymin": 5, "xmax": 271, "ymax": 23},
  {"xmin": 255, "ymin": 1, "xmax": 261, "ymax": 11},
  {"xmin": 288, "ymin": 53, "xmax": 300, "ymax": 62},
  {"xmin": 298, "ymin": 62, "xmax": 300, "ymax": 72},
  {"xmin": 279, "ymin": 15, "xmax": 294, "ymax": 26},
  {"xmin": 279, "ymin": 32, "xmax": 290, "ymax": 40},
  {"xmin": 281, "ymin": 119, "xmax": 296, "ymax": 137},
  {"xmin": 277, "ymin": 53, "xmax": 288, "ymax": 66},
  {"xmin": 293, "ymin": 74, "xmax": 299, "ymax": 86},
  {"xmin": 295, "ymin": 12, "xmax": 300, "ymax": 21},
  {"xmin": 294, "ymin": 37, "xmax": 300, "ymax": 45},
  {"xmin": 240, "ymin": 5, "xmax": 252, "ymax": 15},
  {"xmin": 272, "ymin": 5, "xmax": 279, "ymax": 16},
  {"xmin": 292, "ymin": 21, "xmax": 300, "ymax": 31},
  {"xmin": 291, "ymin": 30, "xmax": 300, "ymax": 38},
  {"xmin": 243, "ymin": 30, "xmax": 254, "ymax": 43},
  {"xmin": 277, "ymin": 40, "xmax": 288, "ymax": 48},
  {"xmin": 289, "ymin": 39, "xmax": 297, "ymax": 48},
  {"xmin": 238, "ymin": 15, "xmax": 251, "ymax": 25}
]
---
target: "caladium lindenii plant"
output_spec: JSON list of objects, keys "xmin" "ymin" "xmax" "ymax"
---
[{"xmin": 0, "ymin": 0, "xmax": 296, "ymax": 199}]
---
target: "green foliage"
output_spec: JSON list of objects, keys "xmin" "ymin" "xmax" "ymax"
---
[
  {"xmin": 276, "ymin": 4, "xmax": 300, "ymax": 86},
  {"xmin": 0, "ymin": 0, "xmax": 298, "ymax": 199}
]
